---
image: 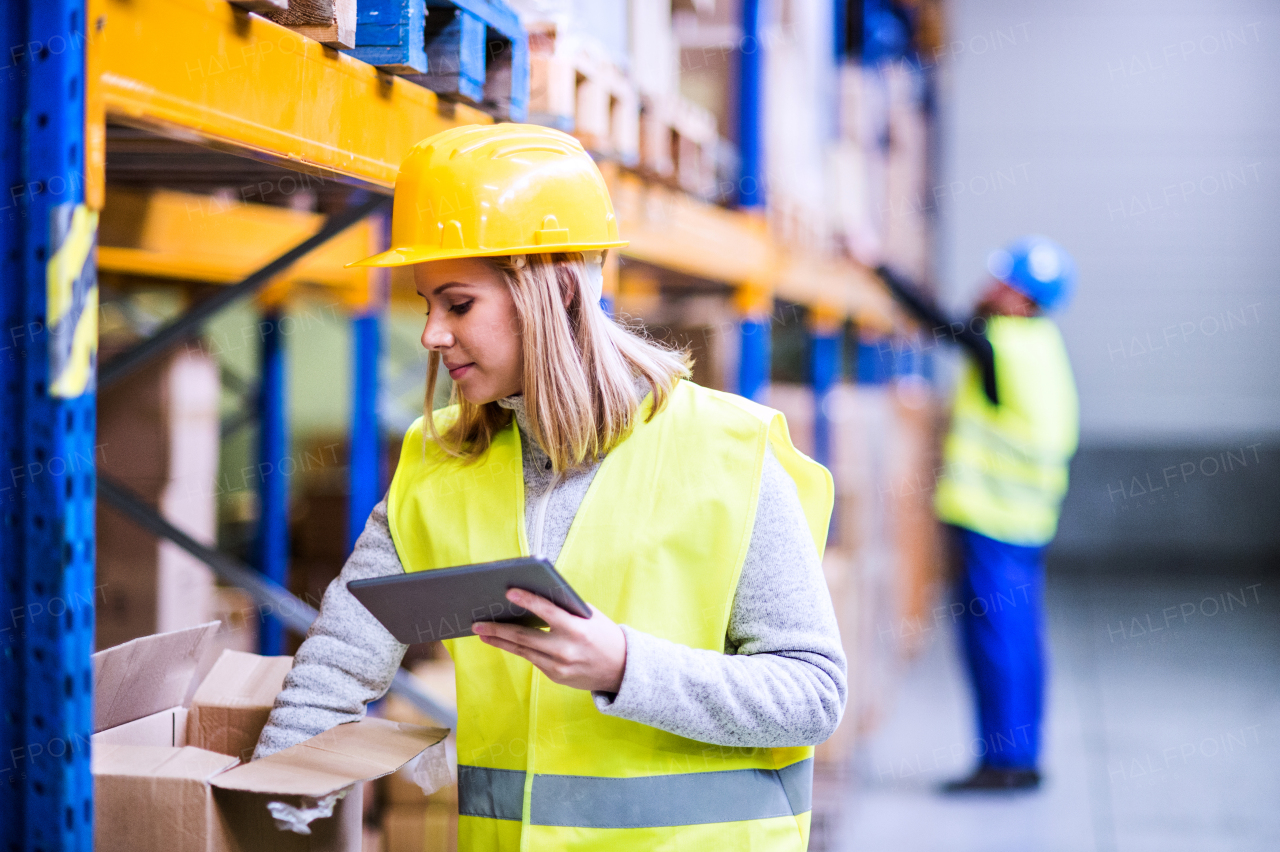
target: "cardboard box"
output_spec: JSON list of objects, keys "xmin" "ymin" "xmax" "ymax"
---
[
  {"xmin": 92, "ymin": 624, "xmax": 451, "ymax": 852},
  {"xmin": 383, "ymin": 802, "xmax": 457, "ymax": 852},
  {"xmin": 94, "ymin": 745, "xmax": 242, "ymax": 849},
  {"xmin": 189, "ymin": 650, "xmax": 295, "ymax": 761}
]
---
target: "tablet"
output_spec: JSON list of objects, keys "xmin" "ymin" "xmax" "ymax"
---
[{"xmin": 347, "ymin": 556, "xmax": 592, "ymax": 644}]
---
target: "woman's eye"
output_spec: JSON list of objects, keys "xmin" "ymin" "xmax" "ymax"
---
[{"xmin": 449, "ymin": 300, "xmax": 474, "ymax": 315}]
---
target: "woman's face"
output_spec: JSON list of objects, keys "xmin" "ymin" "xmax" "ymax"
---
[{"xmin": 414, "ymin": 258, "xmax": 523, "ymax": 404}]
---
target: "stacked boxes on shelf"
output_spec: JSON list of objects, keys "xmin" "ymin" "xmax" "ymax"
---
[
  {"xmin": 518, "ymin": 1, "xmax": 718, "ymax": 197},
  {"xmin": 887, "ymin": 386, "xmax": 945, "ymax": 659},
  {"xmin": 832, "ymin": 58, "xmax": 933, "ymax": 285},
  {"xmin": 769, "ymin": 370, "xmax": 942, "ymax": 766},
  {"xmin": 882, "ymin": 63, "xmax": 932, "ymax": 283},
  {"xmin": 96, "ymin": 349, "xmax": 221, "ymax": 650},
  {"xmin": 829, "ymin": 383, "xmax": 901, "ymax": 754}
]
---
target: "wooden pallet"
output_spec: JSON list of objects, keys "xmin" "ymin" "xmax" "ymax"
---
[
  {"xmin": 526, "ymin": 25, "xmax": 574, "ymax": 130},
  {"xmin": 344, "ymin": 0, "xmax": 529, "ymax": 121},
  {"xmin": 247, "ymin": 0, "xmax": 358, "ymax": 50},
  {"xmin": 524, "ymin": 23, "xmax": 640, "ymax": 166},
  {"xmin": 769, "ymin": 194, "xmax": 830, "ymax": 258},
  {"xmin": 640, "ymin": 92, "xmax": 718, "ymax": 198},
  {"xmin": 227, "ymin": 0, "xmax": 288, "ymax": 12},
  {"xmin": 575, "ymin": 52, "xmax": 640, "ymax": 166}
]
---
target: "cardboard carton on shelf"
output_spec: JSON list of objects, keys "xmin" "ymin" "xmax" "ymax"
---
[
  {"xmin": 91, "ymin": 622, "xmax": 450, "ymax": 852},
  {"xmin": 208, "ymin": 584, "xmax": 261, "ymax": 657},
  {"xmin": 383, "ymin": 802, "xmax": 458, "ymax": 852},
  {"xmin": 95, "ymin": 347, "xmax": 220, "ymax": 650},
  {"xmin": 813, "ymin": 547, "xmax": 858, "ymax": 767}
]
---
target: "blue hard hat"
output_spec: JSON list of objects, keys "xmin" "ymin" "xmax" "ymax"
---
[{"xmin": 986, "ymin": 235, "xmax": 1077, "ymax": 311}]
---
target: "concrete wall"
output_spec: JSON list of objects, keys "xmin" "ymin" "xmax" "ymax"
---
[
  {"xmin": 935, "ymin": 0, "xmax": 1280, "ymax": 558},
  {"xmin": 1053, "ymin": 442, "xmax": 1280, "ymax": 562}
]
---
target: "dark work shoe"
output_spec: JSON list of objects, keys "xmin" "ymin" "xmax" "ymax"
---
[{"xmin": 941, "ymin": 766, "xmax": 1042, "ymax": 793}]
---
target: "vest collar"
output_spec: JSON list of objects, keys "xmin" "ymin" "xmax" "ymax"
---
[{"xmin": 494, "ymin": 375, "xmax": 656, "ymax": 468}]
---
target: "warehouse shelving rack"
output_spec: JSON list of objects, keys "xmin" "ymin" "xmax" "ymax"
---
[{"xmin": 2, "ymin": 0, "xmax": 898, "ymax": 847}]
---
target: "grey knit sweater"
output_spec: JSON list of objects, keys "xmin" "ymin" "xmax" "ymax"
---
[{"xmin": 254, "ymin": 397, "xmax": 846, "ymax": 758}]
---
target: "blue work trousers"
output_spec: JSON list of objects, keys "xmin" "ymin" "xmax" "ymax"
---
[{"xmin": 952, "ymin": 526, "xmax": 1047, "ymax": 769}]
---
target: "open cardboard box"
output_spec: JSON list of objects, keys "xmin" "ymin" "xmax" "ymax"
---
[{"xmin": 91, "ymin": 622, "xmax": 451, "ymax": 851}]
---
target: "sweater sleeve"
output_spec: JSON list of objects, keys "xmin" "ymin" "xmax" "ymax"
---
[
  {"xmin": 252, "ymin": 498, "xmax": 408, "ymax": 759},
  {"xmin": 877, "ymin": 264, "xmax": 1000, "ymax": 405},
  {"xmin": 592, "ymin": 447, "xmax": 848, "ymax": 748}
]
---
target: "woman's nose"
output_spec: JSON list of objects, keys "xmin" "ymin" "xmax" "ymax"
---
[{"xmin": 421, "ymin": 314, "xmax": 453, "ymax": 350}]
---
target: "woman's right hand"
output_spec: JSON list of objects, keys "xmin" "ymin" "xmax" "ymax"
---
[{"xmin": 471, "ymin": 589, "xmax": 628, "ymax": 694}]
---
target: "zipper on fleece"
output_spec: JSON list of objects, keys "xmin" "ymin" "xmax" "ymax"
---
[{"xmin": 530, "ymin": 470, "xmax": 561, "ymax": 560}]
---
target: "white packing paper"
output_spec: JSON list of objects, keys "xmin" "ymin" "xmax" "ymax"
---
[
  {"xmin": 407, "ymin": 737, "xmax": 454, "ymax": 796},
  {"xmin": 266, "ymin": 787, "xmax": 349, "ymax": 835}
]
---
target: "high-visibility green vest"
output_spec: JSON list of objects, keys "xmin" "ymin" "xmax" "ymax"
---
[
  {"xmin": 935, "ymin": 316, "xmax": 1079, "ymax": 546},
  {"xmin": 387, "ymin": 379, "xmax": 834, "ymax": 852}
]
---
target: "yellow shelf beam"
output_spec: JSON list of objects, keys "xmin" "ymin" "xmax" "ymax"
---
[
  {"xmin": 775, "ymin": 253, "xmax": 898, "ymax": 331},
  {"xmin": 609, "ymin": 167, "xmax": 894, "ymax": 327},
  {"xmin": 606, "ymin": 169, "xmax": 774, "ymax": 288},
  {"xmin": 98, "ymin": 188, "xmax": 379, "ymax": 309},
  {"xmin": 88, "ymin": 0, "xmax": 492, "ymax": 205}
]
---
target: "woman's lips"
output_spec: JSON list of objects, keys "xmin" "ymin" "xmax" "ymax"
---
[{"xmin": 447, "ymin": 362, "xmax": 474, "ymax": 380}]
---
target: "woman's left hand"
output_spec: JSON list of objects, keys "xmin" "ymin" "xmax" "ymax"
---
[{"xmin": 471, "ymin": 589, "xmax": 627, "ymax": 693}]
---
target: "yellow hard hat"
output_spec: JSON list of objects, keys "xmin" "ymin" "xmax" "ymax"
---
[{"xmin": 350, "ymin": 124, "xmax": 627, "ymax": 267}]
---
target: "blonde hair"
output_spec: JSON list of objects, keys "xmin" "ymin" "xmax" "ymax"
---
[{"xmin": 423, "ymin": 252, "xmax": 691, "ymax": 471}]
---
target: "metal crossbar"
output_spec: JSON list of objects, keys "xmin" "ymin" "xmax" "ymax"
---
[
  {"xmin": 97, "ymin": 474, "xmax": 458, "ymax": 728},
  {"xmin": 99, "ymin": 193, "xmax": 390, "ymax": 390}
]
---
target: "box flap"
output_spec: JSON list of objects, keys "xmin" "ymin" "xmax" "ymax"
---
[
  {"xmin": 92, "ymin": 622, "xmax": 220, "ymax": 733},
  {"xmin": 92, "ymin": 745, "xmax": 239, "ymax": 781},
  {"xmin": 190, "ymin": 649, "xmax": 293, "ymax": 708},
  {"xmin": 210, "ymin": 718, "xmax": 449, "ymax": 798},
  {"xmin": 92, "ymin": 707, "xmax": 189, "ymax": 748}
]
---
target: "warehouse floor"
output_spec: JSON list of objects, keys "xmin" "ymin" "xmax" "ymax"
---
[{"xmin": 811, "ymin": 563, "xmax": 1279, "ymax": 852}]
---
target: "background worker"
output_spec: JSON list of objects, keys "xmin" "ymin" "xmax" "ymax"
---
[
  {"xmin": 253, "ymin": 124, "xmax": 846, "ymax": 851},
  {"xmin": 876, "ymin": 237, "xmax": 1080, "ymax": 791}
]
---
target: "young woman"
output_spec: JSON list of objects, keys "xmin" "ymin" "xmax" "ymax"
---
[{"xmin": 254, "ymin": 124, "xmax": 846, "ymax": 852}]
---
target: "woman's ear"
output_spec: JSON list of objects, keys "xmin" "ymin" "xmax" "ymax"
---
[{"xmin": 558, "ymin": 262, "xmax": 576, "ymax": 309}]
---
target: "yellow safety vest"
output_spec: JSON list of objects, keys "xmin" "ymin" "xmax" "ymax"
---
[
  {"xmin": 935, "ymin": 316, "xmax": 1079, "ymax": 546},
  {"xmin": 387, "ymin": 379, "xmax": 833, "ymax": 852}
]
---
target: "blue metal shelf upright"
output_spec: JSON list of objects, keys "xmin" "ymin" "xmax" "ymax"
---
[{"xmin": 2, "ymin": 1, "xmax": 97, "ymax": 849}]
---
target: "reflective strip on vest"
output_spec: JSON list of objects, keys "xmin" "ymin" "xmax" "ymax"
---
[
  {"xmin": 458, "ymin": 766, "xmax": 527, "ymax": 822},
  {"xmin": 459, "ymin": 760, "xmax": 814, "ymax": 828}
]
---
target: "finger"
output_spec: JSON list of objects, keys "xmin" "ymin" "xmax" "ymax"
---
[
  {"xmin": 478, "ymin": 634, "xmax": 560, "ymax": 672},
  {"xmin": 506, "ymin": 588, "xmax": 579, "ymax": 630},
  {"xmin": 473, "ymin": 620, "xmax": 566, "ymax": 658}
]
